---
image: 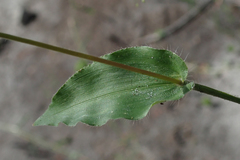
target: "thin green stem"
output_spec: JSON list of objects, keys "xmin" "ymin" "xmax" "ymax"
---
[
  {"xmin": 0, "ymin": 32, "xmax": 182, "ymax": 85},
  {"xmin": 193, "ymin": 83, "xmax": 240, "ymax": 104},
  {"xmin": 1, "ymin": 32, "xmax": 240, "ymax": 104}
]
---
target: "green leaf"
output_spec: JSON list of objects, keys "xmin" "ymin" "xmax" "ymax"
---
[{"xmin": 34, "ymin": 46, "xmax": 194, "ymax": 126}]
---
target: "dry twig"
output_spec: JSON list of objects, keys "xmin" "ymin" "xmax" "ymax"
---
[
  {"xmin": 131, "ymin": 0, "xmax": 215, "ymax": 45},
  {"xmin": 0, "ymin": 122, "xmax": 87, "ymax": 160}
]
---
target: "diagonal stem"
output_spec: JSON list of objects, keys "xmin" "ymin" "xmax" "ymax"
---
[
  {"xmin": 1, "ymin": 32, "xmax": 240, "ymax": 105},
  {"xmin": 0, "ymin": 32, "xmax": 183, "ymax": 85}
]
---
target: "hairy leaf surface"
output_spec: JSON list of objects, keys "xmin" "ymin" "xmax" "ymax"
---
[{"xmin": 34, "ymin": 46, "xmax": 194, "ymax": 126}]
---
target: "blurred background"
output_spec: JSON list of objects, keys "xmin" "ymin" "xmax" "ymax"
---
[{"xmin": 1, "ymin": 0, "xmax": 240, "ymax": 159}]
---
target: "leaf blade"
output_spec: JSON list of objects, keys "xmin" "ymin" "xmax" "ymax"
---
[{"xmin": 34, "ymin": 46, "xmax": 194, "ymax": 126}]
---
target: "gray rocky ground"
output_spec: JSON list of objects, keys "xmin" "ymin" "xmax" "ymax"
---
[{"xmin": 1, "ymin": 0, "xmax": 240, "ymax": 160}]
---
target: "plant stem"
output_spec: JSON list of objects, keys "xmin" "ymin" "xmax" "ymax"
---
[
  {"xmin": 193, "ymin": 83, "xmax": 240, "ymax": 104},
  {"xmin": 0, "ymin": 32, "xmax": 182, "ymax": 85},
  {"xmin": 1, "ymin": 32, "xmax": 240, "ymax": 104}
]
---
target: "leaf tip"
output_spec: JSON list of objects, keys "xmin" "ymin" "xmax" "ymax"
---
[{"xmin": 33, "ymin": 116, "xmax": 59, "ymax": 127}]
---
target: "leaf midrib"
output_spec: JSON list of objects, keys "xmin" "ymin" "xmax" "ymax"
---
[{"xmin": 51, "ymin": 83, "xmax": 177, "ymax": 116}]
